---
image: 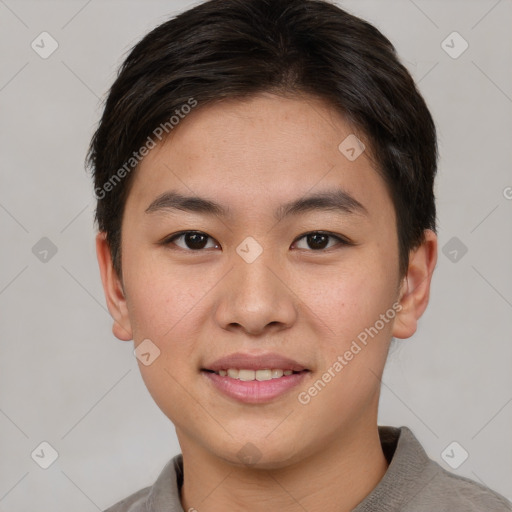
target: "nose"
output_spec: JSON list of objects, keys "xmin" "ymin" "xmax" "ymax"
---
[{"xmin": 214, "ymin": 248, "xmax": 298, "ymax": 336}]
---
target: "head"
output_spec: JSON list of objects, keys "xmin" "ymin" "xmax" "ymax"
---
[{"xmin": 89, "ymin": 0, "xmax": 438, "ymax": 467}]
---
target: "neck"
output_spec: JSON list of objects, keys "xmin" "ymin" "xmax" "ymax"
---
[{"xmin": 178, "ymin": 423, "xmax": 388, "ymax": 512}]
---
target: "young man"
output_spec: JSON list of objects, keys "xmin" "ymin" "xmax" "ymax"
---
[{"xmin": 88, "ymin": 0, "xmax": 512, "ymax": 510}]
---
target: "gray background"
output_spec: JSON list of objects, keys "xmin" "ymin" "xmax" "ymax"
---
[{"xmin": 1, "ymin": 0, "xmax": 511, "ymax": 510}]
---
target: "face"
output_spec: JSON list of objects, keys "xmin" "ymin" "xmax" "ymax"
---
[{"xmin": 97, "ymin": 92, "xmax": 435, "ymax": 468}]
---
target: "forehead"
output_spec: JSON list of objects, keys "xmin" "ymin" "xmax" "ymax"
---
[{"xmin": 125, "ymin": 93, "xmax": 394, "ymax": 224}]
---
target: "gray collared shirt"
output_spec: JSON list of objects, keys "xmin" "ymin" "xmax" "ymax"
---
[{"xmin": 104, "ymin": 426, "xmax": 512, "ymax": 511}]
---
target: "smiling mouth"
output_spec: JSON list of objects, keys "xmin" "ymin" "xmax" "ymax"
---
[{"xmin": 202, "ymin": 368, "xmax": 308, "ymax": 381}]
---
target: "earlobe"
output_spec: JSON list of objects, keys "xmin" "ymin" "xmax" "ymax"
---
[
  {"xmin": 95, "ymin": 232, "xmax": 133, "ymax": 341},
  {"xmin": 392, "ymin": 229, "xmax": 438, "ymax": 339}
]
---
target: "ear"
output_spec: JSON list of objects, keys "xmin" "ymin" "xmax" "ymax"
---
[
  {"xmin": 392, "ymin": 229, "xmax": 437, "ymax": 339},
  {"xmin": 95, "ymin": 232, "xmax": 133, "ymax": 341}
]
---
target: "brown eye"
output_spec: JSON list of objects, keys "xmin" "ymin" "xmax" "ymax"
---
[
  {"xmin": 293, "ymin": 231, "xmax": 349, "ymax": 251},
  {"xmin": 165, "ymin": 231, "xmax": 219, "ymax": 250}
]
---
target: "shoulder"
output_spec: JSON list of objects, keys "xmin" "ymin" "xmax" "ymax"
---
[
  {"xmin": 103, "ymin": 486, "xmax": 151, "ymax": 512},
  {"xmin": 388, "ymin": 426, "xmax": 512, "ymax": 511},
  {"xmin": 356, "ymin": 426, "xmax": 512, "ymax": 512},
  {"xmin": 102, "ymin": 454, "xmax": 184, "ymax": 512},
  {"xmin": 412, "ymin": 462, "xmax": 512, "ymax": 511}
]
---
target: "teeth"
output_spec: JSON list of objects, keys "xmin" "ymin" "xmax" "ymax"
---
[
  {"xmin": 239, "ymin": 369, "xmax": 255, "ymax": 381},
  {"xmin": 216, "ymin": 368, "xmax": 297, "ymax": 381},
  {"xmin": 256, "ymin": 369, "xmax": 272, "ymax": 381}
]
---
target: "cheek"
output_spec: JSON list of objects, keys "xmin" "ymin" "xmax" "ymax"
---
[
  {"xmin": 316, "ymin": 254, "xmax": 399, "ymax": 401},
  {"xmin": 294, "ymin": 271, "xmax": 396, "ymax": 422},
  {"xmin": 297, "ymin": 259, "xmax": 397, "ymax": 345},
  {"xmin": 123, "ymin": 246, "xmax": 207, "ymax": 339},
  {"xmin": 123, "ymin": 260, "xmax": 208, "ymax": 423}
]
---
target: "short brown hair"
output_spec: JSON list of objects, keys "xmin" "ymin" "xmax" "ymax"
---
[{"xmin": 87, "ymin": 0, "xmax": 437, "ymax": 279}]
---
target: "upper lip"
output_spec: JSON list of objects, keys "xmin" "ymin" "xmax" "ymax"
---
[{"xmin": 203, "ymin": 352, "xmax": 308, "ymax": 372}]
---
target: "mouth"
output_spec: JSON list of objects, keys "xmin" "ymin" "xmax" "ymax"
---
[
  {"xmin": 202, "ymin": 368, "xmax": 307, "ymax": 381},
  {"xmin": 201, "ymin": 352, "xmax": 310, "ymax": 404}
]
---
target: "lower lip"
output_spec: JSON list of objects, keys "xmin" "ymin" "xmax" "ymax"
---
[{"xmin": 202, "ymin": 371, "xmax": 309, "ymax": 404}]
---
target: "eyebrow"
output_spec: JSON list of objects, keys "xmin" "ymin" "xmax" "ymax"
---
[{"xmin": 145, "ymin": 188, "xmax": 368, "ymax": 220}]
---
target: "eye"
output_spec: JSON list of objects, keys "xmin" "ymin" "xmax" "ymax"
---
[
  {"xmin": 292, "ymin": 231, "xmax": 351, "ymax": 251},
  {"xmin": 161, "ymin": 230, "xmax": 351, "ymax": 252},
  {"xmin": 162, "ymin": 231, "xmax": 220, "ymax": 251}
]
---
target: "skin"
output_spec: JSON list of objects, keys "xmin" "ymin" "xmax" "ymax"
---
[{"xmin": 96, "ymin": 92, "xmax": 437, "ymax": 512}]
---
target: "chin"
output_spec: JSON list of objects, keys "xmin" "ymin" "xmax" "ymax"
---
[{"xmin": 209, "ymin": 434, "xmax": 308, "ymax": 471}]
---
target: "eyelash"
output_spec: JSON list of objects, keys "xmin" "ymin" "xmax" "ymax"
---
[{"xmin": 160, "ymin": 230, "xmax": 353, "ymax": 252}]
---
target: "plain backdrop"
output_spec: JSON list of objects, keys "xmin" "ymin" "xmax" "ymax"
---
[{"xmin": 1, "ymin": 0, "xmax": 511, "ymax": 510}]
